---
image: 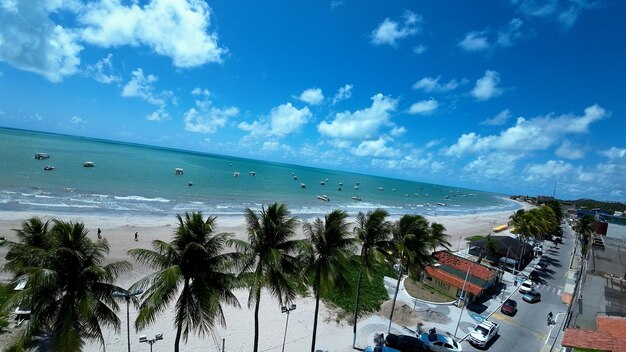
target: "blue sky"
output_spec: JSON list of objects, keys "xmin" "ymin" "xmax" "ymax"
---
[{"xmin": 1, "ymin": 0, "xmax": 625, "ymax": 202}]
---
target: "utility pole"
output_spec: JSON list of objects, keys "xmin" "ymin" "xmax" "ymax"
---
[{"xmin": 454, "ymin": 265, "xmax": 472, "ymax": 338}]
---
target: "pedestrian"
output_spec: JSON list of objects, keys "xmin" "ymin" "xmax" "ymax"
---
[
  {"xmin": 97, "ymin": 228, "xmax": 102, "ymax": 239},
  {"xmin": 134, "ymin": 232, "xmax": 138, "ymax": 241}
]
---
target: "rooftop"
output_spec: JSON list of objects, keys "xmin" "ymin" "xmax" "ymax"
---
[{"xmin": 562, "ymin": 315, "xmax": 626, "ymax": 352}]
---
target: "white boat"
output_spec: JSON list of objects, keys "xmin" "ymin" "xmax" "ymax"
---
[
  {"xmin": 175, "ymin": 168, "xmax": 184, "ymax": 175},
  {"xmin": 34, "ymin": 152, "xmax": 50, "ymax": 160},
  {"xmin": 249, "ymin": 171, "xmax": 256, "ymax": 176},
  {"xmin": 83, "ymin": 161, "xmax": 95, "ymax": 167},
  {"xmin": 44, "ymin": 166, "xmax": 55, "ymax": 171},
  {"xmin": 317, "ymin": 195, "xmax": 330, "ymax": 201},
  {"xmin": 405, "ymin": 194, "xmax": 409, "ymax": 197},
  {"xmin": 300, "ymin": 183, "xmax": 306, "ymax": 188},
  {"xmin": 351, "ymin": 196, "xmax": 362, "ymax": 201},
  {"xmin": 392, "ymin": 189, "xmax": 396, "ymax": 192},
  {"xmin": 293, "ymin": 175, "xmax": 298, "ymax": 180},
  {"xmin": 338, "ymin": 182, "xmax": 343, "ymax": 186},
  {"xmin": 233, "ymin": 172, "xmax": 241, "ymax": 177},
  {"xmin": 320, "ymin": 181, "xmax": 325, "ymax": 185},
  {"xmin": 378, "ymin": 187, "xmax": 384, "ymax": 191},
  {"xmin": 436, "ymin": 202, "xmax": 447, "ymax": 206},
  {"xmin": 354, "ymin": 186, "xmax": 359, "ymax": 190}
]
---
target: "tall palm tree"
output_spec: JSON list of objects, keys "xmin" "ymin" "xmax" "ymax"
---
[
  {"xmin": 427, "ymin": 222, "xmax": 451, "ymax": 252},
  {"xmin": 351, "ymin": 209, "xmax": 391, "ymax": 348},
  {"xmin": 4, "ymin": 217, "xmax": 52, "ymax": 275},
  {"xmin": 390, "ymin": 214, "xmax": 432, "ymax": 278},
  {"xmin": 574, "ymin": 214, "xmax": 595, "ymax": 256},
  {"xmin": 302, "ymin": 210, "xmax": 356, "ymax": 352},
  {"xmin": 232, "ymin": 203, "xmax": 303, "ymax": 352},
  {"xmin": 129, "ymin": 212, "xmax": 240, "ymax": 352},
  {"xmin": 4, "ymin": 219, "xmax": 131, "ymax": 351}
]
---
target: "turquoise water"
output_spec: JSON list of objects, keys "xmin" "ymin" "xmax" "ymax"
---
[{"xmin": 0, "ymin": 128, "xmax": 519, "ymax": 217}]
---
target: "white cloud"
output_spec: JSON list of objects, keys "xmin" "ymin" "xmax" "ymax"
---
[
  {"xmin": 458, "ymin": 31, "xmax": 490, "ymax": 51},
  {"xmin": 70, "ymin": 116, "xmax": 84, "ymax": 127},
  {"xmin": 524, "ymin": 160, "xmax": 574, "ymax": 181},
  {"xmin": 511, "ymin": 0, "xmax": 598, "ymax": 29},
  {"xmin": 371, "ymin": 10, "xmax": 421, "ymax": 46},
  {"xmin": 121, "ymin": 68, "xmax": 168, "ymax": 106},
  {"xmin": 318, "ymin": 93, "xmax": 397, "ymax": 140},
  {"xmin": 0, "ymin": 1, "xmax": 82, "ymax": 82},
  {"xmin": 390, "ymin": 126, "xmax": 407, "ymax": 137},
  {"xmin": 444, "ymin": 104, "xmax": 606, "ymax": 157},
  {"xmin": 183, "ymin": 91, "xmax": 239, "ymax": 133},
  {"xmin": 412, "ymin": 76, "xmax": 463, "ymax": 93},
  {"xmin": 86, "ymin": 53, "xmax": 121, "ymax": 84},
  {"xmin": 497, "ymin": 18, "xmax": 523, "ymax": 47},
  {"xmin": 555, "ymin": 140, "xmax": 585, "ymax": 159},
  {"xmin": 261, "ymin": 140, "xmax": 291, "ymax": 152},
  {"xmin": 600, "ymin": 147, "xmax": 626, "ymax": 160},
  {"xmin": 332, "ymin": 84, "xmax": 353, "ymax": 104},
  {"xmin": 425, "ymin": 139, "xmax": 441, "ymax": 149},
  {"xmin": 298, "ymin": 88, "xmax": 324, "ymax": 106},
  {"xmin": 353, "ymin": 137, "xmax": 399, "ymax": 158},
  {"xmin": 464, "ymin": 152, "xmax": 522, "ymax": 179},
  {"xmin": 408, "ymin": 99, "xmax": 438, "ymax": 115},
  {"xmin": 413, "ymin": 45, "xmax": 427, "ymax": 54},
  {"xmin": 481, "ymin": 109, "xmax": 511, "ymax": 126},
  {"xmin": 146, "ymin": 108, "xmax": 170, "ymax": 122},
  {"xmin": 471, "ymin": 70, "xmax": 502, "ymax": 101},
  {"xmin": 79, "ymin": 0, "xmax": 225, "ymax": 68},
  {"xmin": 239, "ymin": 103, "xmax": 311, "ymax": 138}
]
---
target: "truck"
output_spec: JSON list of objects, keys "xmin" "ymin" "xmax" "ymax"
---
[{"xmin": 468, "ymin": 320, "xmax": 499, "ymax": 348}]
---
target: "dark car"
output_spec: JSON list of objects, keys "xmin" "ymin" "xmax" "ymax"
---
[
  {"xmin": 529, "ymin": 270, "xmax": 540, "ymax": 281},
  {"xmin": 523, "ymin": 290, "xmax": 541, "ymax": 303},
  {"xmin": 501, "ymin": 299, "xmax": 518, "ymax": 315},
  {"xmin": 385, "ymin": 333, "xmax": 430, "ymax": 352}
]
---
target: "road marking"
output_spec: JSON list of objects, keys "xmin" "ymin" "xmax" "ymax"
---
[
  {"xmin": 557, "ymin": 289, "xmax": 562, "ymax": 295},
  {"xmin": 545, "ymin": 312, "xmax": 566, "ymax": 345},
  {"xmin": 490, "ymin": 312, "xmax": 546, "ymax": 340}
]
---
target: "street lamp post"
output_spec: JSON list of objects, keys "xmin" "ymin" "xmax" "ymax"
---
[
  {"xmin": 139, "ymin": 333, "xmax": 163, "ymax": 352},
  {"xmin": 454, "ymin": 265, "xmax": 472, "ymax": 338},
  {"xmin": 112, "ymin": 289, "xmax": 143, "ymax": 352},
  {"xmin": 281, "ymin": 304, "xmax": 296, "ymax": 352},
  {"xmin": 387, "ymin": 263, "xmax": 405, "ymax": 335}
]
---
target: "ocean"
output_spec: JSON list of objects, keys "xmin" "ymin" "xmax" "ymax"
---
[{"xmin": 0, "ymin": 128, "xmax": 520, "ymax": 218}]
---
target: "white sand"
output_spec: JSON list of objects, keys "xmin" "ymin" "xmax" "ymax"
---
[{"xmin": 0, "ymin": 202, "xmax": 530, "ymax": 351}]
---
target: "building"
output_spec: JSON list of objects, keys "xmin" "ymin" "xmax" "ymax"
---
[
  {"xmin": 562, "ymin": 315, "xmax": 626, "ymax": 352},
  {"xmin": 423, "ymin": 251, "xmax": 498, "ymax": 304},
  {"xmin": 468, "ymin": 235, "xmax": 535, "ymax": 270}
]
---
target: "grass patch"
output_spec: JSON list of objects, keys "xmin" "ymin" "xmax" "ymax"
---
[
  {"xmin": 317, "ymin": 256, "xmax": 395, "ymax": 320},
  {"xmin": 465, "ymin": 235, "xmax": 485, "ymax": 242},
  {"xmin": 404, "ymin": 277, "xmax": 455, "ymax": 302}
]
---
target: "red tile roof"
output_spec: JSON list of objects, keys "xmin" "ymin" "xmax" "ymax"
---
[
  {"xmin": 562, "ymin": 316, "xmax": 626, "ymax": 352},
  {"xmin": 432, "ymin": 250, "xmax": 495, "ymax": 281},
  {"xmin": 424, "ymin": 266, "xmax": 483, "ymax": 296}
]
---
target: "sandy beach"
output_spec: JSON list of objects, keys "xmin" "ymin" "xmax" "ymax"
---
[{"xmin": 0, "ymin": 203, "xmax": 530, "ymax": 351}]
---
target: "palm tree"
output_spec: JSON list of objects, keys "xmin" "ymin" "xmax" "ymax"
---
[
  {"xmin": 302, "ymin": 209, "xmax": 356, "ymax": 352},
  {"xmin": 574, "ymin": 214, "xmax": 595, "ymax": 256},
  {"xmin": 427, "ymin": 221, "xmax": 451, "ymax": 253},
  {"xmin": 4, "ymin": 219, "xmax": 131, "ymax": 351},
  {"xmin": 129, "ymin": 212, "xmax": 240, "ymax": 352},
  {"xmin": 3, "ymin": 217, "xmax": 52, "ymax": 275},
  {"xmin": 232, "ymin": 203, "xmax": 303, "ymax": 352},
  {"xmin": 351, "ymin": 209, "xmax": 392, "ymax": 348},
  {"xmin": 390, "ymin": 214, "xmax": 433, "ymax": 278}
]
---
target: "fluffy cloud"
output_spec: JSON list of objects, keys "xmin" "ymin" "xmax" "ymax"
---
[
  {"xmin": 318, "ymin": 94, "xmax": 397, "ymax": 140},
  {"xmin": 298, "ymin": 88, "xmax": 324, "ymax": 106},
  {"xmin": 463, "ymin": 152, "xmax": 523, "ymax": 179},
  {"xmin": 70, "ymin": 116, "xmax": 84, "ymax": 127},
  {"xmin": 332, "ymin": 84, "xmax": 353, "ymax": 104},
  {"xmin": 146, "ymin": 108, "xmax": 170, "ymax": 122},
  {"xmin": 0, "ymin": 1, "xmax": 82, "ymax": 82},
  {"xmin": 408, "ymin": 99, "xmax": 438, "ymax": 115},
  {"xmin": 353, "ymin": 137, "xmax": 399, "ymax": 158},
  {"xmin": 524, "ymin": 160, "xmax": 574, "ymax": 181},
  {"xmin": 86, "ymin": 53, "xmax": 121, "ymax": 84},
  {"xmin": 445, "ymin": 104, "xmax": 606, "ymax": 157},
  {"xmin": 238, "ymin": 103, "xmax": 311, "ymax": 138},
  {"xmin": 511, "ymin": 0, "xmax": 599, "ymax": 29},
  {"xmin": 458, "ymin": 31, "xmax": 490, "ymax": 51},
  {"xmin": 600, "ymin": 147, "xmax": 626, "ymax": 160},
  {"xmin": 371, "ymin": 10, "xmax": 421, "ymax": 46},
  {"xmin": 555, "ymin": 140, "xmax": 585, "ymax": 159},
  {"xmin": 184, "ymin": 95, "xmax": 239, "ymax": 134},
  {"xmin": 481, "ymin": 109, "xmax": 511, "ymax": 126},
  {"xmin": 122, "ymin": 68, "xmax": 172, "ymax": 107},
  {"xmin": 412, "ymin": 76, "xmax": 463, "ymax": 93},
  {"xmin": 471, "ymin": 70, "xmax": 502, "ymax": 101},
  {"xmin": 497, "ymin": 18, "xmax": 523, "ymax": 47},
  {"xmin": 79, "ymin": 0, "xmax": 224, "ymax": 67}
]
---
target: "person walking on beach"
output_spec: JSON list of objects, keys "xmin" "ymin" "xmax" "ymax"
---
[
  {"xmin": 134, "ymin": 232, "xmax": 138, "ymax": 241},
  {"xmin": 97, "ymin": 228, "xmax": 102, "ymax": 239}
]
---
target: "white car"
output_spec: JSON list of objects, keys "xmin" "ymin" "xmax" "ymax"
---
[
  {"xmin": 519, "ymin": 279, "xmax": 534, "ymax": 293},
  {"xmin": 420, "ymin": 333, "xmax": 462, "ymax": 352}
]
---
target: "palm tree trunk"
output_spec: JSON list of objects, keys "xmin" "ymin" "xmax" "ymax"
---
[
  {"xmin": 311, "ymin": 264, "xmax": 322, "ymax": 352},
  {"xmin": 253, "ymin": 285, "xmax": 261, "ymax": 352},
  {"xmin": 174, "ymin": 279, "xmax": 189, "ymax": 352},
  {"xmin": 352, "ymin": 255, "xmax": 366, "ymax": 348}
]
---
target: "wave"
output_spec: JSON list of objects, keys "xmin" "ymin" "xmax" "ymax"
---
[{"xmin": 113, "ymin": 195, "xmax": 171, "ymax": 203}]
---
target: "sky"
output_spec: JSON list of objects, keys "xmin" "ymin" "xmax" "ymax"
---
[{"xmin": 1, "ymin": 0, "xmax": 625, "ymax": 202}]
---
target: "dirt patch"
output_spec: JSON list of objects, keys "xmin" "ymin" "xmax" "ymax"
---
[
  {"xmin": 404, "ymin": 277, "xmax": 455, "ymax": 303},
  {"xmin": 377, "ymin": 300, "xmax": 422, "ymax": 327}
]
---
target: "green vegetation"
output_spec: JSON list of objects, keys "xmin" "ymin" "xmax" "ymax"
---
[
  {"xmin": 404, "ymin": 278, "xmax": 455, "ymax": 303},
  {"xmin": 465, "ymin": 235, "xmax": 485, "ymax": 242},
  {"xmin": 0, "ymin": 283, "xmax": 13, "ymax": 331},
  {"xmin": 563, "ymin": 198, "xmax": 626, "ymax": 213}
]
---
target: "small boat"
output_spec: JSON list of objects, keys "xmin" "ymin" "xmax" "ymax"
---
[
  {"xmin": 233, "ymin": 172, "xmax": 240, "ymax": 177},
  {"xmin": 405, "ymin": 194, "xmax": 409, "ymax": 197},
  {"xmin": 300, "ymin": 183, "xmax": 306, "ymax": 188},
  {"xmin": 325, "ymin": 178, "xmax": 329, "ymax": 182},
  {"xmin": 351, "ymin": 196, "xmax": 362, "ymax": 201},
  {"xmin": 44, "ymin": 166, "xmax": 55, "ymax": 171},
  {"xmin": 83, "ymin": 161, "xmax": 95, "ymax": 167},
  {"xmin": 293, "ymin": 175, "xmax": 298, "ymax": 180},
  {"xmin": 175, "ymin": 168, "xmax": 184, "ymax": 175},
  {"xmin": 392, "ymin": 189, "xmax": 396, "ymax": 192},
  {"xmin": 320, "ymin": 181, "xmax": 325, "ymax": 185},
  {"xmin": 354, "ymin": 186, "xmax": 359, "ymax": 190},
  {"xmin": 337, "ymin": 187, "xmax": 342, "ymax": 191},
  {"xmin": 378, "ymin": 187, "xmax": 384, "ymax": 191},
  {"xmin": 356, "ymin": 182, "xmax": 360, "ymax": 185},
  {"xmin": 34, "ymin": 153, "xmax": 50, "ymax": 160},
  {"xmin": 436, "ymin": 202, "xmax": 447, "ymax": 207},
  {"xmin": 338, "ymin": 182, "xmax": 343, "ymax": 186},
  {"xmin": 249, "ymin": 171, "xmax": 256, "ymax": 176},
  {"xmin": 317, "ymin": 195, "xmax": 330, "ymax": 202},
  {"xmin": 188, "ymin": 181, "xmax": 193, "ymax": 186}
]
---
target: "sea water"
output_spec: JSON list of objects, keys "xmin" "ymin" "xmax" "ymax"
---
[{"xmin": 0, "ymin": 128, "xmax": 520, "ymax": 218}]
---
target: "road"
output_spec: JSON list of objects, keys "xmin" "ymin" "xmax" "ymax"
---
[{"xmin": 461, "ymin": 223, "xmax": 574, "ymax": 352}]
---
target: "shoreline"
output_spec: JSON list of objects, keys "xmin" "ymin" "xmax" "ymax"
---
[{"xmin": 0, "ymin": 201, "xmax": 531, "ymax": 351}]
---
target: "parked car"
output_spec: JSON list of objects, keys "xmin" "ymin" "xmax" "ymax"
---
[
  {"xmin": 420, "ymin": 332, "xmax": 462, "ymax": 352},
  {"xmin": 523, "ymin": 290, "xmax": 541, "ymax": 303},
  {"xmin": 364, "ymin": 346, "xmax": 400, "ymax": 352},
  {"xmin": 500, "ymin": 299, "xmax": 517, "ymax": 315},
  {"xmin": 534, "ymin": 259, "xmax": 548, "ymax": 270},
  {"xmin": 529, "ymin": 270, "xmax": 540, "ymax": 281},
  {"xmin": 385, "ymin": 333, "xmax": 429, "ymax": 352},
  {"xmin": 468, "ymin": 320, "xmax": 499, "ymax": 348},
  {"xmin": 519, "ymin": 279, "xmax": 534, "ymax": 293}
]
